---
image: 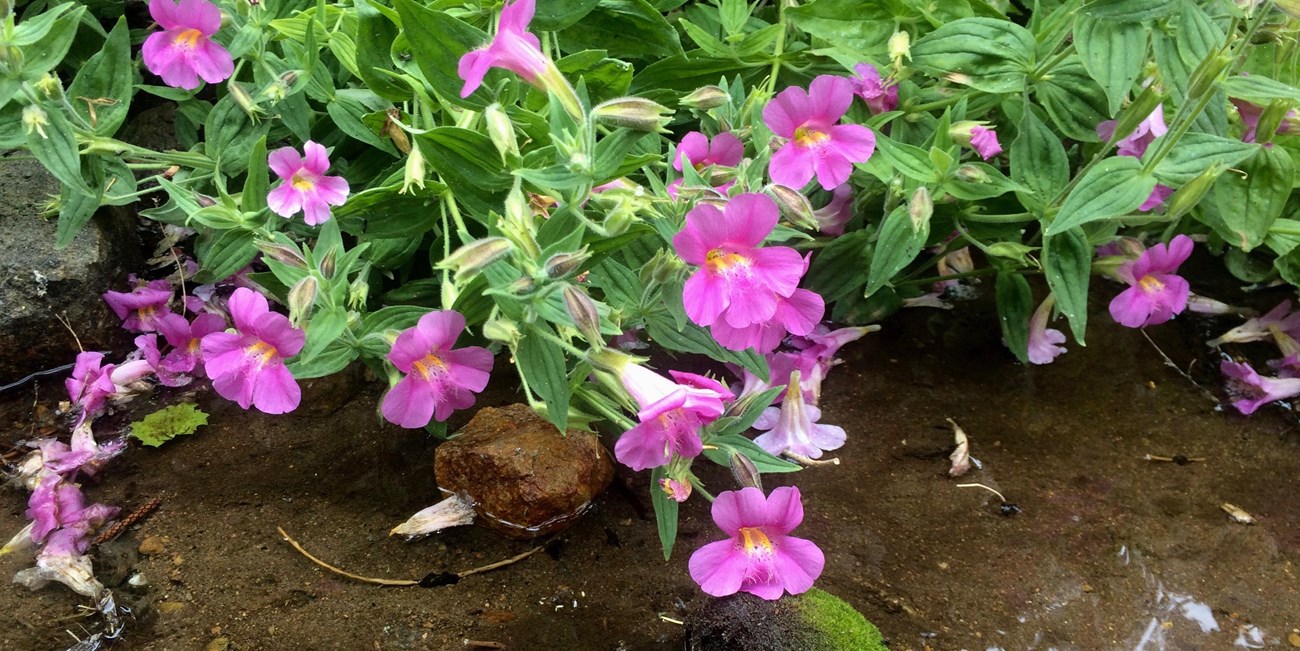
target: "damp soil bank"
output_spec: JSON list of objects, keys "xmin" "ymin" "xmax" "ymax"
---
[{"xmin": 2, "ymin": 293, "xmax": 1299, "ymax": 650}]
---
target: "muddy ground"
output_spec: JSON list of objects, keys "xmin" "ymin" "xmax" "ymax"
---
[{"xmin": 2, "ymin": 285, "xmax": 1299, "ymax": 650}]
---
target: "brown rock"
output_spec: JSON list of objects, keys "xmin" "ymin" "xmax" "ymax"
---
[
  {"xmin": 137, "ymin": 535, "xmax": 166, "ymax": 556},
  {"xmin": 434, "ymin": 404, "xmax": 613, "ymax": 540}
]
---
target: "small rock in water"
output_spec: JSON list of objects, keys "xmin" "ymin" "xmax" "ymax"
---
[
  {"xmin": 684, "ymin": 588, "xmax": 887, "ymax": 651},
  {"xmin": 434, "ymin": 404, "xmax": 614, "ymax": 540}
]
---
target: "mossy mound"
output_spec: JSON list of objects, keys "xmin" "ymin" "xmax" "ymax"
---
[{"xmin": 684, "ymin": 588, "xmax": 886, "ymax": 651}]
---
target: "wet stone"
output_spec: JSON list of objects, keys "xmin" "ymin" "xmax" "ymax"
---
[
  {"xmin": 684, "ymin": 589, "xmax": 887, "ymax": 651},
  {"xmin": 434, "ymin": 404, "xmax": 614, "ymax": 540}
]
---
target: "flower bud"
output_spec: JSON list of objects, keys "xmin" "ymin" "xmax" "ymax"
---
[
  {"xmin": 888, "ymin": 30, "xmax": 911, "ymax": 62},
  {"xmin": 482, "ymin": 317, "xmax": 522, "ymax": 346},
  {"xmin": 562, "ymin": 284, "xmax": 604, "ymax": 345},
  {"xmin": 439, "ymin": 237, "xmax": 514, "ymax": 282},
  {"xmin": 1254, "ymin": 100, "xmax": 1294, "ymax": 145},
  {"xmin": 763, "ymin": 184, "xmax": 817, "ymax": 230},
  {"xmin": 544, "ymin": 247, "xmax": 591, "ymax": 279},
  {"xmin": 1164, "ymin": 163, "xmax": 1225, "ymax": 222},
  {"xmin": 591, "ymin": 97, "xmax": 673, "ymax": 133},
  {"xmin": 1186, "ymin": 53, "xmax": 1232, "ymax": 102},
  {"xmin": 22, "ymin": 105, "xmax": 49, "ymax": 139},
  {"xmin": 347, "ymin": 275, "xmax": 370, "ymax": 311},
  {"xmin": 640, "ymin": 249, "xmax": 684, "ymax": 286},
  {"xmin": 229, "ymin": 82, "xmax": 264, "ymax": 121},
  {"xmin": 34, "ymin": 73, "xmax": 62, "ymax": 100},
  {"xmin": 954, "ymin": 164, "xmax": 988, "ymax": 183},
  {"xmin": 287, "ymin": 276, "xmax": 318, "ymax": 328},
  {"xmin": 318, "ymin": 247, "xmax": 337, "ymax": 279},
  {"xmin": 484, "ymin": 103, "xmax": 518, "ymax": 161},
  {"xmin": 679, "ymin": 85, "xmax": 729, "ymax": 110},
  {"xmin": 659, "ymin": 477, "xmax": 693, "ymax": 502},
  {"xmin": 256, "ymin": 240, "xmax": 308, "ymax": 268},
  {"xmin": 948, "ymin": 120, "xmax": 985, "ymax": 146},
  {"xmin": 728, "ymin": 452, "xmax": 762, "ymax": 491},
  {"xmin": 907, "ymin": 186, "xmax": 933, "ymax": 230},
  {"xmin": 401, "ymin": 146, "xmax": 427, "ymax": 194},
  {"xmin": 507, "ymin": 275, "xmax": 536, "ymax": 295},
  {"xmin": 441, "ymin": 278, "xmax": 458, "ymax": 308}
]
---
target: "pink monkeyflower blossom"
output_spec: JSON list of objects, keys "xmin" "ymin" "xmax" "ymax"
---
[
  {"xmin": 1220, "ymin": 360, "xmax": 1300, "ymax": 415},
  {"xmin": 1208, "ymin": 300, "xmax": 1300, "ymax": 347},
  {"xmin": 813, "ymin": 185, "xmax": 854, "ymax": 236},
  {"xmin": 710, "ymin": 288, "xmax": 825, "ymax": 353},
  {"xmin": 267, "ymin": 141, "xmax": 350, "ymax": 226},
  {"xmin": 850, "ymin": 63, "xmax": 898, "ymax": 114},
  {"xmin": 607, "ymin": 359, "xmax": 732, "ymax": 471},
  {"xmin": 201, "ymin": 287, "xmax": 305, "ymax": 414},
  {"xmin": 1098, "ymin": 106, "xmax": 1172, "ymax": 212},
  {"xmin": 1027, "ymin": 296, "xmax": 1067, "ymax": 365},
  {"xmin": 1109, "ymin": 235, "xmax": 1193, "ymax": 328},
  {"xmin": 141, "ymin": 0, "xmax": 234, "ymax": 90},
  {"xmin": 458, "ymin": 0, "xmax": 546, "ymax": 96},
  {"xmin": 688, "ymin": 486, "xmax": 824, "ymax": 600},
  {"xmin": 381, "ymin": 310, "xmax": 494, "ymax": 428},
  {"xmin": 673, "ymin": 193, "xmax": 807, "ymax": 329},
  {"xmin": 969, "ymin": 126, "xmax": 1002, "ymax": 160},
  {"xmin": 104, "ymin": 277, "xmax": 173, "ymax": 333},
  {"xmin": 157, "ymin": 311, "xmax": 228, "ymax": 384},
  {"xmin": 752, "ymin": 370, "xmax": 845, "ymax": 459},
  {"xmin": 1231, "ymin": 97, "xmax": 1300, "ymax": 143},
  {"xmin": 764, "ymin": 75, "xmax": 876, "ymax": 190},
  {"xmin": 669, "ymin": 131, "xmax": 744, "ymax": 198}
]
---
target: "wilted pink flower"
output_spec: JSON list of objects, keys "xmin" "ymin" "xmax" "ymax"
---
[
  {"xmin": 267, "ymin": 141, "xmax": 350, "ymax": 226},
  {"xmin": 969, "ymin": 126, "xmax": 1002, "ymax": 159},
  {"xmin": 157, "ymin": 311, "xmax": 227, "ymax": 383},
  {"xmin": 688, "ymin": 486, "xmax": 824, "ymax": 600},
  {"xmin": 813, "ymin": 185, "xmax": 854, "ymax": 235},
  {"xmin": 786, "ymin": 324, "xmax": 874, "ymax": 403},
  {"xmin": 1209, "ymin": 300, "xmax": 1300, "ymax": 347},
  {"xmin": 1221, "ymin": 360, "xmax": 1300, "ymax": 414},
  {"xmin": 764, "ymin": 75, "xmax": 876, "ymax": 190},
  {"xmin": 850, "ymin": 63, "xmax": 898, "ymax": 114},
  {"xmin": 605, "ymin": 356, "xmax": 732, "ymax": 471},
  {"xmin": 381, "ymin": 310, "xmax": 494, "ymax": 428},
  {"xmin": 752, "ymin": 370, "xmax": 845, "ymax": 459},
  {"xmin": 659, "ymin": 477, "xmax": 693, "ymax": 502},
  {"xmin": 1109, "ymin": 235, "xmax": 1193, "ymax": 328},
  {"xmin": 1027, "ymin": 296, "xmax": 1067, "ymax": 365},
  {"xmin": 201, "ymin": 287, "xmax": 305, "ymax": 414},
  {"xmin": 669, "ymin": 131, "xmax": 743, "ymax": 198},
  {"xmin": 141, "ymin": 0, "xmax": 234, "ymax": 90},
  {"xmin": 673, "ymin": 194, "xmax": 806, "ymax": 329},
  {"xmin": 458, "ymin": 0, "xmax": 548, "ymax": 97},
  {"xmin": 104, "ymin": 277, "xmax": 173, "ymax": 333},
  {"xmin": 65, "ymin": 352, "xmax": 154, "ymax": 426}
]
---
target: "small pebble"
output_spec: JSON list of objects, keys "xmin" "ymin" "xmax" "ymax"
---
[
  {"xmin": 138, "ymin": 536, "xmax": 166, "ymax": 555},
  {"xmin": 205, "ymin": 637, "xmax": 230, "ymax": 651},
  {"xmin": 1286, "ymin": 630, "xmax": 1300, "ymax": 647},
  {"xmin": 157, "ymin": 601, "xmax": 186, "ymax": 615}
]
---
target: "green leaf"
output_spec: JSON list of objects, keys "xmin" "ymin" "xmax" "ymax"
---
[
  {"xmin": 943, "ymin": 163, "xmax": 1026, "ymax": 200},
  {"xmin": 326, "ymin": 89, "xmax": 397, "ymax": 156},
  {"xmin": 1045, "ymin": 157, "xmax": 1155, "ymax": 234},
  {"xmin": 1176, "ymin": 0, "xmax": 1225, "ymax": 69},
  {"xmin": 360, "ymin": 305, "xmax": 428, "ymax": 337},
  {"xmin": 298, "ymin": 306, "xmax": 349, "ymax": 365},
  {"xmin": 55, "ymin": 177, "xmax": 102, "ymax": 249},
  {"xmin": 866, "ymin": 205, "xmax": 928, "ymax": 296},
  {"xmin": 243, "ymin": 136, "xmax": 270, "ymax": 214},
  {"xmin": 645, "ymin": 314, "xmax": 767, "ymax": 379},
  {"xmin": 1072, "ymin": 15, "xmax": 1146, "ymax": 116},
  {"xmin": 532, "ymin": 0, "xmax": 602, "ymax": 30},
  {"xmin": 1210, "ymin": 146, "xmax": 1295, "ymax": 251},
  {"xmin": 1011, "ymin": 108, "xmax": 1069, "ymax": 210},
  {"xmin": 804, "ymin": 230, "xmax": 870, "ymax": 303},
  {"xmin": 1042, "ymin": 228, "xmax": 1091, "ymax": 344},
  {"xmin": 701, "ymin": 433, "xmax": 801, "ymax": 473},
  {"xmin": 910, "ymin": 18, "xmax": 1035, "ymax": 94},
  {"xmin": 354, "ymin": 0, "xmax": 411, "ymax": 101},
  {"xmin": 556, "ymin": 51, "xmax": 633, "ymax": 103},
  {"xmin": 204, "ymin": 94, "xmax": 268, "ymax": 175},
  {"xmin": 1033, "ymin": 58, "xmax": 1110, "ymax": 142},
  {"xmin": 18, "ymin": 5, "xmax": 86, "ymax": 80},
  {"xmin": 517, "ymin": 324, "xmax": 570, "ymax": 433},
  {"xmin": 995, "ymin": 272, "xmax": 1032, "ymax": 364},
  {"xmin": 287, "ymin": 340, "xmax": 360, "ymax": 379},
  {"xmin": 559, "ymin": 0, "xmax": 683, "ymax": 60},
  {"xmin": 1148, "ymin": 133, "xmax": 1259, "ymax": 185},
  {"xmin": 65, "ymin": 16, "xmax": 133, "ymax": 136},
  {"xmin": 1082, "ymin": 0, "xmax": 1177, "ymax": 21},
  {"xmin": 861, "ymin": 137, "xmax": 939, "ymax": 184},
  {"xmin": 1220, "ymin": 74, "xmax": 1300, "ymax": 105},
  {"xmin": 392, "ymin": 0, "xmax": 487, "ymax": 109},
  {"xmin": 130, "ymin": 404, "xmax": 209, "ymax": 448},
  {"xmin": 334, "ymin": 185, "xmax": 442, "ymax": 238},
  {"xmin": 787, "ymin": 0, "xmax": 895, "ymax": 58},
  {"xmin": 27, "ymin": 104, "xmax": 90, "ymax": 195},
  {"xmin": 649, "ymin": 466, "xmax": 678, "ymax": 560},
  {"xmin": 194, "ymin": 229, "xmax": 259, "ymax": 283}
]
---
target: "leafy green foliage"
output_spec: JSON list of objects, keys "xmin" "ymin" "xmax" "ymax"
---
[{"xmin": 130, "ymin": 404, "xmax": 210, "ymax": 448}]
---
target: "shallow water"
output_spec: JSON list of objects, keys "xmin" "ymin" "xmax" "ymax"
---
[{"xmin": 1, "ymin": 289, "xmax": 1298, "ymax": 650}]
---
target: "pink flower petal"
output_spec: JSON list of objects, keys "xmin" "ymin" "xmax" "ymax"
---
[
  {"xmin": 674, "ymin": 132, "xmax": 711, "ymax": 171},
  {"xmin": 688, "ymin": 539, "xmax": 749, "ymax": 597},
  {"xmin": 252, "ymin": 364, "xmax": 301, "ymax": 414},
  {"xmin": 613, "ymin": 420, "xmax": 672, "ymax": 471},
  {"xmin": 762, "ymin": 86, "xmax": 809, "ymax": 138},
  {"xmin": 268, "ymin": 146, "xmax": 303, "ymax": 179},
  {"xmin": 177, "ymin": 0, "xmax": 223, "ymax": 35},
  {"xmin": 709, "ymin": 132, "xmax": 744, "ymax": 167},
  {"xmin": 382, "ymin": 376, "xmax": 436, "ymax": 428},
  {"xmin": 682, "ymin": 268, "xmax": 730, "ymax": 327},
  {"xmin": 302, "ymin": 141, "xmax": 331, "ymax": 175},
  {"xmin": 806, "ymin": 75, "xmax": 853, "ymax": 124},
  {"xmin": 711, "ymin": 486, "xmax": 769, "ymax": 536},
  {"xmin": 723, "ymin": 193, "xmax": 780, "ymax": 248},
  {"xmin": 226, "ymin": 287, "xmax": 269, "ymax": 334},
  {"xmin": 771, "ymin": 534, "xmax": 824, "ymax": 594},
  {"xmin": 191, "ymin": 39, "xmax": 234, "ymax": 84},
  {"xmin": 768, "ymin": 142, "xmax": 816, "ymax": 189},
  {"xmin": 763, "ymin": 486, "xmax": 804, "ymax": 533}
]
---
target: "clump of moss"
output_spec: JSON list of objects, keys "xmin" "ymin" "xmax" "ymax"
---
[{"xmin": 684, "ymin": 588, "xmax": 886, "ymax": 651}]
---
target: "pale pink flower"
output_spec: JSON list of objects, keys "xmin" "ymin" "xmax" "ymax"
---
[
  {"xmin": 201, "ymin": 287, "xmax": 305, "ymax": 414},
  {"xmin": 764, "ymin": 75, "xmax": 876, "ymax": 190},
  {"xmin": 267, "ymin": 141, "xmax": 350, "ymax": 226},
  {"xmin": 752, "ymin": 370, "xmax": 845, "ymax": 459},
  {"xmin": 688, "ymin": 486, "xmax": 824, "ymax": 600},
  {"xmin": 141, "ymin": 0, "xmax": 234, "ymax": 90},
  {"xmin": 1209, "ymin": 300, "xmax": 1300, "ymax": 346},
  {"xmin": 611, "ymin": 364, "xmax": 732, "ymax": 471},
  {"xmin": 381, "ymin": 311, "xmax": 494, "ymax": 428},
  {"xmin": 1221, "ymin": 360, "xmax": 1300, "ymax": 414},
  {"xmin": 1027, "ymin": 296, "xmax": 1067, "ymax": 365}
]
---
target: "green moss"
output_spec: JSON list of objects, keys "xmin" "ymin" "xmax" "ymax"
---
[{"xmin": 795, "ymin": 588, "xmax": 887, "ymax": 651}]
